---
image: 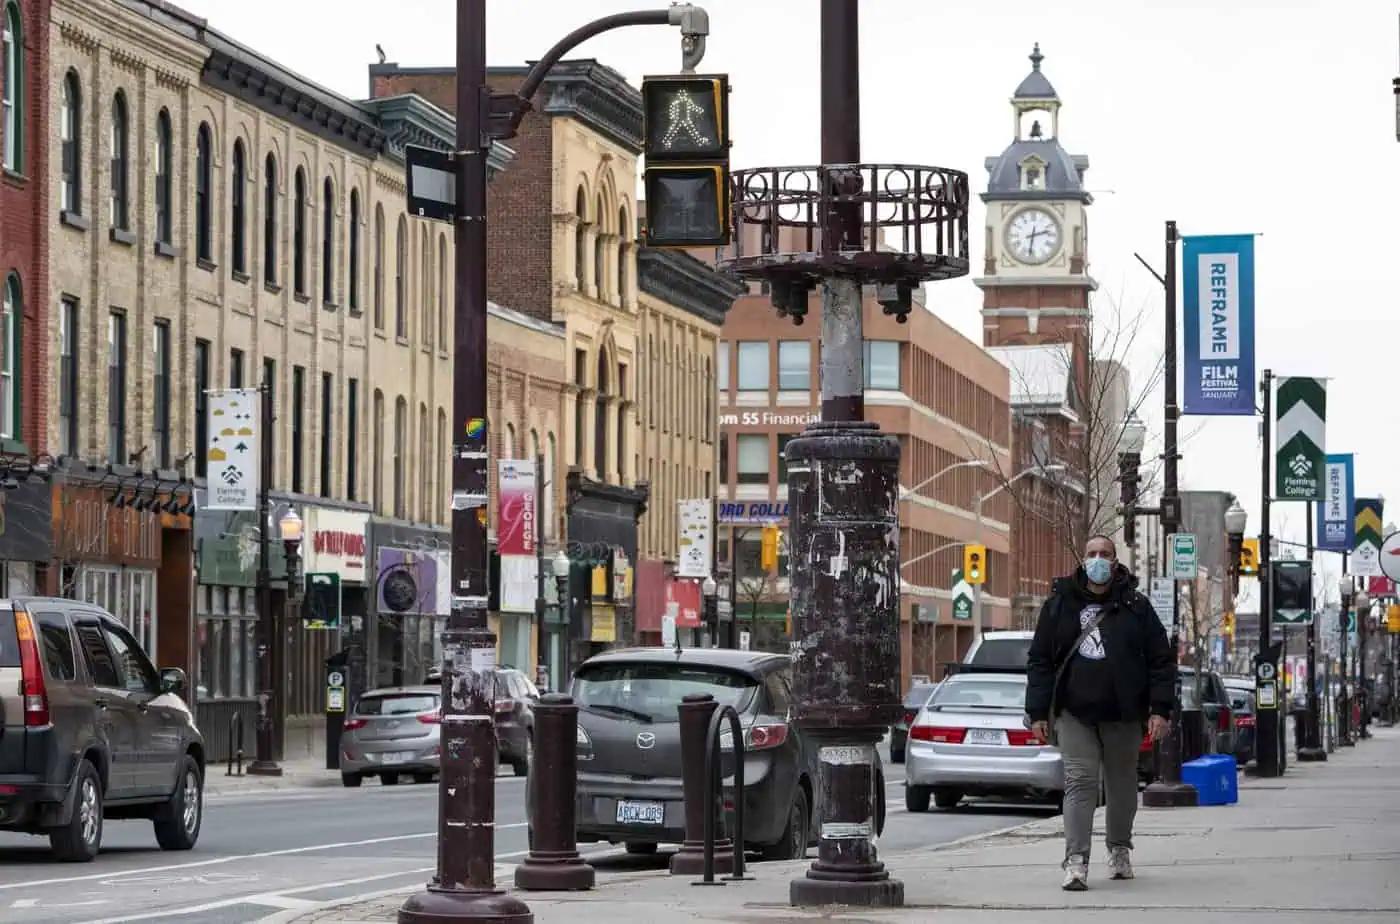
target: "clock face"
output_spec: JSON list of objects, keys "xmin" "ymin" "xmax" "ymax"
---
[{"xmin": 1006, "ymin": 208, "xmax": 1062, "ymax": 264}]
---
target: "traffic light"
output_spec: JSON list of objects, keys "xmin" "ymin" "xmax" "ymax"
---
[
  {"xmin": 1240, "ymin": 538, "xmax": 1259, "ymax": 576},
  {"xmin": 1223, "ymin": 611, "xmax": 1235, "ymax": 640},
  {"xmin": 641, "ymin": 74, "xmax": 730, "ymax": 247},
  {"xmin": 963, "ymin": 544, "xmax": 987, "ymax": 586},
  {"xmin": 760, "ymin": 524, "xmax": 780, "ymax": 574}
]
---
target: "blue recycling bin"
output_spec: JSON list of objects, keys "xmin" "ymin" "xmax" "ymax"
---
[{"xmin": 1181, "ymin": 754, "xmax": 1238, "ymax": 806}]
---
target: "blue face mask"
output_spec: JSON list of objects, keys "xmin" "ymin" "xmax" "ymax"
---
[{"xmin": 1083, "ymin": 557, "xmax": 1113, "ymax": 585}]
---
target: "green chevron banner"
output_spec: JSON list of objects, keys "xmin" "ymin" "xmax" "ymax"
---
[
  {"xmin": 1275, "ymin": 377, "xmax": 1326, "ymax": 500},
  {"xmin": 1353, "ymin": 498, "xmax": 1384, "ymax": 576}
]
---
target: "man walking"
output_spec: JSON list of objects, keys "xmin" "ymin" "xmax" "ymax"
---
[{"xmin": 1026, "ymin": 535, "xmax": 1175, "ymax": 890}]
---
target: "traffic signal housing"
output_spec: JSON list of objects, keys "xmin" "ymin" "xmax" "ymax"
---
[
  {"xmin": 1240, "ymin": 538, "xmax": 1259, "ymax": 576},
  {"xmin": 641, "ymin": 74, "xmax": 730, "ymax": 247},
  {"xmin": 760, "ymin": 524, "xmax": 780, "ymax": 574},
  {"xmin": 964, "ymin": 544, "xmax": 987, "ymax": 586}
]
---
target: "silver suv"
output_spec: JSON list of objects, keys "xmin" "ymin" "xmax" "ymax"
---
[{"xmin": 0, "ymin": 598, "xmax": 206, "ymax": 861}]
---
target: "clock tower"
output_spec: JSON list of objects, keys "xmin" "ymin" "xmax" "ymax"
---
[{"xmin": 977, "ymin": 44, "xmax": 1095, "ymax": 353}]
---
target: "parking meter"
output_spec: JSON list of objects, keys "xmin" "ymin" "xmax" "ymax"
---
[{"xmin": 325, "ymin": 650, "xmax": 350, "ymax": 770}]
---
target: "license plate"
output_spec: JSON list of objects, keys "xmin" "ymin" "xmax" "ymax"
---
[
  {"xmin": 615, "ymin": 800, "xmax": 665, "ymax": 825},
  {"xmin": 378, "ymin": 751, "xmax": 413, "ymax": 764},
  {"xmin": 967, "ymin": 728, "xmax": 1007, "ymax": 746}
]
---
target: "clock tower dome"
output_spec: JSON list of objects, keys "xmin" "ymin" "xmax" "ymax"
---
[{"xmin": 977, "ymin": 44, "xmax": 1095, "ymax": 351}]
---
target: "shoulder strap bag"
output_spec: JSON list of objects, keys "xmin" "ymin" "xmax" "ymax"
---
[{"xmin": 1029, "ymin": 603, "xmax": 1112, "ymax": 746}]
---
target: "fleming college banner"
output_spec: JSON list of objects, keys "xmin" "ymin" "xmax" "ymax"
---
[
  {"xmin": 1354, "ymin": 498, "xmax": 1385, "ymax": 577},
  {"xmin": 1275, "ymin": 377, "xmax": 1326, "ymax": 500},
  {"xmin": 1317, "ymin": 454, "xmax": 1354, "ymax": 552},
  {"xmin": 497, "ymin": 459, "xmax": 538, "ymax": 613},
  {"xmin": 1182, "ymin": 234, "xmax": 1256, "ymax": 416},
  {"xmin": 204, "ymin": 389, "xmax": 261, "ymax": 510}
]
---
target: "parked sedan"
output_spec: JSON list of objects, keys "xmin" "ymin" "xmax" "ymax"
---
[
  {"xmin": 340, "ymin": 687, "xmax": 441, "ymax": 786},
  {"xmin": 905, "ymin": 673, "xmax": 1062, "ymax": 811},
  {"xmin": 571, "ymin": 648, "xmax": 885, "ymax": 861},
  {"xmin": 890, "ymin": 682, "xmax": 939, "ymax": 763}
]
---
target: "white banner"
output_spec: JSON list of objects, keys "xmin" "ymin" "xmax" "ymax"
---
[
  {"xmin": 677, "ymin": 499, "xmax": 712, "ymax": 578},
  {"xmin": 205, "ymin": 389, "xmax": 260, "ymax": 510}
]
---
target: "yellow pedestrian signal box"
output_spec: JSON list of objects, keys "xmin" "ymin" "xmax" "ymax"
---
[
  {"xmin": 1240, "ymin": 538, "xmax": 1259, "ymax": 576},
  {"xmin": 640, "ymin": 74, "xmax": 731, "ymax": 247},
  {"xmin": 964, "ymin": 544, "xmax": 987, "ymax": 585},
  {"xmin": 760, "ymin": 525, "xmax": 780, "ymax": 574}
]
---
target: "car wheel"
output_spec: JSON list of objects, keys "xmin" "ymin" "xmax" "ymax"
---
[
  {"xmin": 512, "ymin": 735, "xmax": 532, "ymax": 777},
  {"xmin": 932, "ymin": 787, "xmax": 962, "ymax": 810},
  {"xmin": 761, "ymin": 785, "xmax": 808, "ymax": 861},
  {"xmin": 342, "ymin": 773, "xmax": 363, "ymax": 788},
  {"xmin": 905, "ymin": 784, "xmax": 931, "ymax": 813},
  {"xmin": 50, "ymin": 759, "xmax": 102, "ymax": 862},
  {"xmin": 382, "ymin": 772, "xmax": 400, "ymax": 786},
  {"xmin": 154, "ymin": 755, "xmax": 203, "ymax": 851},
  {"xmin": 624, "ymin": 842, "xmax": 658, "ymax": 856},
  {"xmin": 413, "ymin": 772, "xmax": 435, "ymax": 785}
]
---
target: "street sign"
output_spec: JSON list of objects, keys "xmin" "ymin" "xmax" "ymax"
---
[
  {"xmin": 304, "ymin": 572, "xmax": 342, "ymax": 629},
  {"xmin": 1257, "ymin": 661, "xmax": 1276, "ymax": 682},
  {"xmin": 739, "ymin": 630, "xmax": 751, "ymax": 651},
  {"xmin": 1256, "ymin": 680, "xmax": 1278, "ymax": 710},
  {"xmin": 1271, "ymin": 560, "xmax": 1313, "ymax": 625},
  {"xmin": 405, "ymin": 145, "xmax": 455, "ymax": 223},
  {"xmin": 1379, "ymin": 532, "xmax": 1400, "ymax": 583},
  {"xmin": 1170, "ymin": 533, "xmax": 1197, "ymax": 580},
  {"xmin": 1150, "ymin": 578, "xmax": 1174, "ymax": 632}
]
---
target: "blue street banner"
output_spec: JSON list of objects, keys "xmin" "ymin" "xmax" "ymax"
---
[
  {"xmin": 1316, "ymin": 453, "xmax": 1354, "ymax": 551},
  {"xmin": 1182, "ymin": 234, "xmax": 1256, "ymax": 415}
]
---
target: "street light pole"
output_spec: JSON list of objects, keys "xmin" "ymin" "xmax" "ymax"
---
[
  {"xmin": 248, "ymin": 380, "xmax": 281, "ymax": 776},
  {"xmin": 1299, "ymin": 503, "xmax": 1326, "ymax": 760},
  {"xmin": 1255, "ymin": 368, "xmax": 1283, "ymax": 777}
]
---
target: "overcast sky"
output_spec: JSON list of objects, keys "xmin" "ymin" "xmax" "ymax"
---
[{"xmin": 178, "ymin": 0, "xmax": 1400, "ymax": 582}]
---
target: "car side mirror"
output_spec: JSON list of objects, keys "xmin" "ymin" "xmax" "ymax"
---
[{"xmin": 159, "ymin": 667, "xmax": 187, "ymax": 696}]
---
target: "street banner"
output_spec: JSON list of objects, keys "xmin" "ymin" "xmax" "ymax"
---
[
  {"xmin": 1182, "ymin": 234, "xmax": 1256, "ymax": 416},
  {"xmin": 1275, "ymin": 377, "xmax": 1326, "ymax": 500},
  {"xmin": 1316, "ymin": 453, "xmax": 1354, "ymax": 551},
  {"xmin": 1354, "ymin": 498, "xmax": 1384, "ymax": 576},
  {"xmin": 204, "ymin": 388, "xmax": 260, "ymax": 510},
  {"xmin": 497, "ymin": 459, "xmax": 537, "ymax": 613},
  {"xmin": 950, "ymin": 569, "xmax": 972, "ymax": 620},
  {"xmin": 676, "ymin": 499, "xmax": 712, "ymax": 578}
]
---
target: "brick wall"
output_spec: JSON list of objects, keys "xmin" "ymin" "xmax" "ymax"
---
[{"xmin": 0, "ymin": 0, "xmax": 51, "ymax": 453}]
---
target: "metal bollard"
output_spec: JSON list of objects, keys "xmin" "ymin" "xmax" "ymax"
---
[
  {"xmin": 671, "ymin": 693, "xmax": 733, "ymax": 876},
  {"xmin": 516, "ymin": 694, "xmax": 594, "ymax": 891}
]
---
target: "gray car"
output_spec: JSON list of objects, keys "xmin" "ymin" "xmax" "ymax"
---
[
  {"xmin": 0, "ymin": 597, "xmax": 205, "ymax": 861},
  {"xmin": 339, "ymin": 686, "xmax": 441, "ymax": 786}
]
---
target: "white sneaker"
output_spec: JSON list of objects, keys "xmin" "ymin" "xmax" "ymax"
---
[
  {"xmin": 1061, "ymin": 854, "xmax": 1089, "ymax": 891},
  {"xmin": 1107, "ymin": 847, "xmax": 1134, "ymax": 880}
]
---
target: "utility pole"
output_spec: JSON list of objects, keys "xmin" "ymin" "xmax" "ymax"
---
[
  {"xmin": 248, "ymin": 380, "xmax": 281, "ymax": 776},
  {"xmin": 1339, "ymin": 558, "xmax": 1353, "ymax": 746},
  {"xmin": 1299, "ymin": 503, "xmax": 1325, "ymax": 759},
  {"xmin": 1256, "ymin": 368, "xmax": 1283, "ymax": 776}
]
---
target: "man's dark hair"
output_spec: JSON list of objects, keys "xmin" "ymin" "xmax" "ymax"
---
[{"xmin": 1084, "ymin": 534, "xmax": 1118, "ymax": 557}]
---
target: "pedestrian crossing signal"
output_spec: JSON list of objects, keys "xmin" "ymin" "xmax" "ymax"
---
[
  {"xmin": 641, "ymin": 74, "xmax": 731, "ymax": 247},
  {"xmin": 1240, "ymin": 538, "xmax": 1259, "ymax": 576},
  {"xmin": 963, "ymin": 544, "xmax": 987, "ymax": 586}
]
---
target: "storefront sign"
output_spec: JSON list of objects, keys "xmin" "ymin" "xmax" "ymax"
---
[
  {"xmin": 205, "ymin": 388, "xmax": 261, "ymax": 510},
  {"xmin": 376, "ymin": 547, "xmax": 440, "ymax": 615},
  {"xmin": 304, "ymin": 508, "xmax": 369, "ymax": 583},
  {"xmin": 666, "ymin": 577, "xmax": 702, "ymax": 629},
  {"xmin": 591, "ymin": 604, "xmax": 617, "ymax": 643},
  {"xmin": 55, "ymin": 483, "xmax": 162, "ymax": 566},
  {"xmin": 718, "ymin": 500, "xmax": 790, "ymax": 524},
  {"xmin": 0, "ymin": 480, "xmax": 52, "ymax": 561},
  {"xmin": 677, "ymin": 499, "xmax": 712, "ymax": 577}
]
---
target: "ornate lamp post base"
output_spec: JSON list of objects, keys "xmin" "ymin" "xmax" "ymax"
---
[
  {"xmin": 1141, "ymin": 725, "xmax": 1197, "ymax": 808},
  {"xmin": 398, "ymin": 889, "xmax": 533, "ymax": 924}
]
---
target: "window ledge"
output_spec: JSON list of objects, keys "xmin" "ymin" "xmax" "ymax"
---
[
  {"xmin": 293, "ymin": 292, "xmax": 311, "ymax": 305},
  {"xmin": 197, "ymin": 257, "xmax": 217, "ymax": 273},
  {"xmin": 264, "ymin": 280, "xmax": 282, "ymax": 295},
  {"xmin": 322, "ymin": 299, "xmax": 339, "ymax": 311},
  {"xmin": 109, "ymin": 227, "xmax": 136, "ymax": 246},
  {"xmin": 2, "ymin": 167, "xmax": 28, "ymax": 187},
  {"xmin": 0, "ymin": 439, "xmax": 30, "ymax": 457},
  {"xmin": 395, "ymin": 336, "xmax": 410, "ymax": 347},
  {"xmin": 232, "ymin": 269, "xmax": 250, "ymax": 285},
  {"xmin": 348, "ymin": 306, "xmax": 362, "ymax": 318},
  {"xmin": 154, "ymin": 241, "xmax": 178, "ymax": 259},
  {"xmin": 373, "ymin": 328, "xmax": 388, "ymax": 341},
  {"xmin": 59, "ymin": 210, "xmax": 89, "ymax": 232}
]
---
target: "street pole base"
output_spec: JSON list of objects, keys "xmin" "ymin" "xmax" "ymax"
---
[
  {"xmin": 245, "ymin": 760, "xmax": 283, "ymax": 777},
  {"xmin": 790, "ymin": 872, "xmax": 904, "ymax": 908},
  {"xmin": 513, "ymin": 851, "xmax": 595, "ymax": 891},
  {"xmin": 398, "ymin": 886, "xmax": 532, "ymax": 924},
  {"xmin": 1296, "ymin": 746, "xmax": 1327, "ymax": 762},
  {"xmin": 1141, "ymin": 781, "xmax": 1198, "ymax": 808},
  {"xmin": 669, "ymin": 840, "xmax": 733, "ymax": 876}
]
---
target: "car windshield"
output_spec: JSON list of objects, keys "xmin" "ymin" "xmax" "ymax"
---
[
  {"xmin": 929, "ymin": 678, "xmax": 1026, "ymax": 710},
  {"xmin": 572, "ymin": 662, "xmax": 758, "ymax": 723},
  {"xmin": 904, "ymin": 683, "xmax": 938, "ymax": 709},
  {"xmin": 968, "ymin": 638, "xmax": 1031, "ymax": 668},
  {"xmin": 357, "ymin": 693, "xmax": 438, "ymax": 715}
]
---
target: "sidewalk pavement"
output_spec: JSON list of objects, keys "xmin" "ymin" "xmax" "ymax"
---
[
  {"xmin": 206, "ymin": 757, "xmax": 521, "ymax": 797},
  {"xmin": 269, "ymin": 726, "xmax": 1400, "ymax": 922}
]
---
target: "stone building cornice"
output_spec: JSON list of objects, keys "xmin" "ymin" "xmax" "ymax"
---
[{"xmin": 637, "ymin": 248, "xmax": 744, "ymax": 328}]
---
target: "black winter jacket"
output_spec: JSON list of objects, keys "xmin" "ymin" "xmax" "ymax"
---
[{"xmin": 1025, "ymin": 564, "xmax": 1176, "ymax": 724}]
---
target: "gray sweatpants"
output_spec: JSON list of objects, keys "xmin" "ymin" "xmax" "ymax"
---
[{"xmin": 1056, "ymin": 711, "xmax": 1141, "ymax": 864}]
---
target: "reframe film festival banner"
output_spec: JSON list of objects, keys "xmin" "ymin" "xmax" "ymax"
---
[{"xmin": 1182, "ymin": 234, "xmax": 1256, "ymax": 416}]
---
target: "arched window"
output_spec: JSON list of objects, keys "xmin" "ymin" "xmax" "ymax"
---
[
  {"xmin": 545, "ymin": 433, "xmax": 556, "ymax": 539},
  {"xmin": 594, "ymin": 352, "xmax": 608, "ymax": 477},
  {"xmin": 574, "ymin": 188, "xmax": 586, "ymax": 290},
  {"xmin": 195, "ymin": 123, "xmax": 212, "ymax": 260},
  {"xmin": 263, "ymin": 153, "xmax": 277, "ymax": 283},
  {"xmin": 394, "ymin": 215, "xmax": 407, "ymax": 338},
  {"xmin": 504, "ymin": 423, "xmax": 515, "ymax": 460},
  {"xmin": 437, "ymin": 233, "xmax": 447, "ymax": 346},
  {"xmin": 2, "ymin": 3, "xmax": 22, "ymax": 171},
  {"xmin": 372, "ymin": 389, "xmax": 385, "ymax": 512},
  {"xmin": 230, "ymin": 139, "xmax": 246, "ymax": 274},
  {"xmin": 617, "ymin": 206, "xmax": 628, "ymax": 301},
  {"xmin": 594, "ymin": 196, "xmax": 606, "ymax": 299},
  {"xmin": 1, "ymin": 273, "xmax": 19, "ymax": 440},
  {"xmin": 292, "ymin": 168, "xmax": 307, "ymax": 295},
  {"xmin": 155, "ymin": 110, "xmax": 172, "ymax": 244},
  {"xmin": 373, "ymin": 204, "xmax": 385, "ymax": 329},
  {"xmin": 393, "ymin": 397, "xmax": 407, "ymax": 518},
  {"xmin": 60, "ymin": 72, "xmax": 81, "ymax": 215},
  {"xmin": 321, "ymin": 176, "xmax": 335, "ymax": 303},
  {"xmin": 348, "ymin": 190, "xmax": 360, "ymax": 313},
  {"xmin": 109, "ymin": 92, "xmax": 129, "ymax": 230},
  {"xmin": 420, "ymin": 226, "xmax": 431, "ymax": 345},
  {"xmin": 419, "ymin": 403, "xmax": 429, "ymax": 522},
  {"xmin": 436, "ymin": 409, "xmax": 447, "ymax": 523}
]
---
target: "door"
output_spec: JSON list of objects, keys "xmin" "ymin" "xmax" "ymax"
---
[
  {"xmin": 73, "ymin": 619, "xmax": 140, "ymax": 798},
  {"xmin": 32, "ymin": 610, "xmax": 92, "ymax": 777},
  {"xmin": 103, "ymin": 621, "xmax": 180, "ymax": 796}
]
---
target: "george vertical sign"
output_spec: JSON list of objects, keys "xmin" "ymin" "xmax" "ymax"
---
[
  {"xmin": 205, "ymin": 388, "xmax": 260, "ymax": 510},
  {"xmin": 1353, "ymin": 498, "xmax": 1384, "ymax": 576},
  {"xmin": 1182, "ymin": 234, "xmax": 1256, "ymax": 416},
  {"xmin": 497, "ymin": 459, "xmax": 538, "ymax": 613},
  {"xmin": 1275, "ymin": 377, "xmax": 1327, "ymax": 500},
  {"xmin": 676, "ymin": 499, "xmax": 713, "ymax": 578},
  {"xmin": 1316, "ymin": 453, "xmax": 1355, "ymax": 551}
]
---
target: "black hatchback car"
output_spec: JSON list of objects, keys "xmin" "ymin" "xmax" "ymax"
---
[{"xmin": 571, "ymin": 648, "xmax": 885, "ymax": 861}]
